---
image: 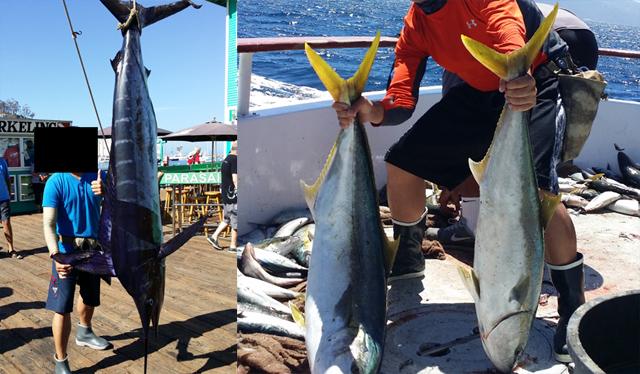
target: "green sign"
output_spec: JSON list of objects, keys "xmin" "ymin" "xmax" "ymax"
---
[{"xmin": 160, "ymin": 172, "xmax": 220, "ymax": 185}]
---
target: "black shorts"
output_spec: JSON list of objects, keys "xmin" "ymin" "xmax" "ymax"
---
[
  {"xmin": 46, "ymin": 260, "xmax": 101, "ymax": 314},
  {"xmin": 385, "ymin": 73, "xmax": 562, "ymax": 193}
]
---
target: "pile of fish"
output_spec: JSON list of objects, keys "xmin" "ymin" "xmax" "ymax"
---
[
  {"xmin": 558, "ymin": 146, "xmax": 640, "ymax": 217},
  {"xmin": 237, "ymin": 214, "xmax": 315, "ymax": 341}
]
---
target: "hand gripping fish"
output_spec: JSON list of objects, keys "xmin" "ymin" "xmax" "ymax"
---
[
  {"xmin": 301, "ymin": 33, "xmax": 399, "ymax": 373},
  {"xmin": 457, "ymin": 4, "xmax": 561, "ymax": 373},
  {"xmin": 53, "ymin": 1, "xmax": 205, "ymax": 372}
]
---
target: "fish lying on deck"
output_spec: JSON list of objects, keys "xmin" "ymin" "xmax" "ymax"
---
[
  {"xmin": 53, "ymin": 1, "xmax": 204, "ymax": 372},
  {"xmin": 237, "ymin": 270, "xmax": 301, "ymax": 300},
  {"xmin": 238, "ymin": 311, "xmax": 305, "ymax": 340},
  {"xmin": 301, "ymin": 33, "xmax": 399, "ymax": 373},
  {"xmin": 239, "ymin": 243, "xmax": 305, "ymax": 287},
  {"xmin": 457, "ymin": 5, "xmax": 560, "ymax": 373}
]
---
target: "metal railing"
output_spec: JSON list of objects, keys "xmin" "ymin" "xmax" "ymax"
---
[{"xmin": 237, "ymin": 35, "xmax": 640, "ymax": 116}]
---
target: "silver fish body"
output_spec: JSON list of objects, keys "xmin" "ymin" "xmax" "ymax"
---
[{"xmin": 304, "ymin": 122, "xmax": 387, "ymax": 373}]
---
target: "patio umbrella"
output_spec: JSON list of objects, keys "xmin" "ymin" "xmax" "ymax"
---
[{"xmin": 161, "ymin": 120, "xmax": 237, "ymax": 162}]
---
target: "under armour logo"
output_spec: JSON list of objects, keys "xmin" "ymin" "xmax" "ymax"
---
[{"xmin": 467, "ymin": 19, "xmax": 477, "ymax": 29}]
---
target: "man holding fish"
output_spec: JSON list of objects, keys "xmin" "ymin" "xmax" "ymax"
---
[
  {"xmin": 331, "ymin": 0, "xmax": 591, "ymax": 366},
  {"xmin": 43, "ymin": 171, "xmax": 110, "ymax": 374}
]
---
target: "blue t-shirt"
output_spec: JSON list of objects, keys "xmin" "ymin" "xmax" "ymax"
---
[
  {"xmin": 0, "ymin": 158, "xmax": 10, "ymax": 202},
  {"xmin": 42, "ymin": 172, "xmax": 104, "ymax": 253}
]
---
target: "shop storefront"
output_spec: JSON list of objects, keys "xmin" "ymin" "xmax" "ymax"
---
[{"xmin": 0, "ymin": 118, "xmax": 71, "ymax": 213}]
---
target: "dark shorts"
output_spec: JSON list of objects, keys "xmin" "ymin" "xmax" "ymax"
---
[
  {"xmin": 385, "ymin": 73, "xmax": 562, "ymax": 193},
  {"xmin": 0, "ymin": 200, "xmax": 10, "ymax": 221},
  {"xmin": 223, "ymin": 203, "xmax": 238, "ymax": 230},
  {"xmin": 46, "ymin": 260, "xmax": 101, "ymax": 314}
]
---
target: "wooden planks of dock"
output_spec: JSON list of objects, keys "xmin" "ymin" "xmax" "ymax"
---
[{"xmin": 0, "ymin": 213, "xmax": 237, "ymax": 373}]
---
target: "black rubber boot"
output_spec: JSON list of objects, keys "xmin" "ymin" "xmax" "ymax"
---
[
  {"xmin": 549, "ymin": 252, "xmax": 585, "ymax": 363},
  {"xmin": 389, "ymin": 213, "xmax": 426, "ymax": 281}
]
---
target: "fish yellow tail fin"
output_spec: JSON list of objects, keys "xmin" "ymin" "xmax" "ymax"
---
[
  {"xmin": 304, "ymin": 32, "xmax": 381, "ymax": 105},
  {"xmin": 460, "ymin": 3, "xmax": 559, "ymax": 80}
]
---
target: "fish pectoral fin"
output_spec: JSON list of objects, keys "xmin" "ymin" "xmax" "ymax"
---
[
  {"xmin": 468, "ymin": 155, "xmax": 489, "ymax": 184},
  {"xmin": 289, "ymin": 301, "xmax": 305, "ymax": 328},
  {"xmin": 383, "ymin": 234, "xmax": 400, "ymax": 276},
  {"xmin": 457, "ymin": 266, "xmax": 481, "ymax": 302},
  {"xmin": 540, "ymin": 191, "xmax": 561, "ymax": 229},
  {"xmin": 301, "ymin": 139, "xmax": 339, "ymax": 217},
  {"xmin": 461, "ymin": 4, "xmax": 558, "ymax": 79},
  {"xmin": 158, "ymin": 215, "xmax": 207, "ymax": 259}
]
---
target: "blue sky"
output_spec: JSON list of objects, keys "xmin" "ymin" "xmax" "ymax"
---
[{"xmin": 0, "ymin": 0, "xmax": 228, "ymax": 155}]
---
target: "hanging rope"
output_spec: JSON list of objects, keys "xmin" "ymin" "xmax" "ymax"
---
[
  {"xmin": 60, "ymin": 0, "xmax": 110, "ymax": 155},
  {"xmin": 118, "ymin": 0, "xmax": 139, "ymax": 31}
]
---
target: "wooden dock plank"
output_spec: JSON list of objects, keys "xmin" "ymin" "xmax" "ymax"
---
[{"xmin": 0, "ymin": 213, "xmax": 237, "ymax": 373}]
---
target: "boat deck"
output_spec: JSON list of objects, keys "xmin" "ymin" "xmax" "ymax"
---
[
  {"xmin": 0, "ymin": 213, "xmax": 236, "ymax": 373},
  {"xmin": 382, "ymin": 211, "xmax": 640, "ymax": 374}
]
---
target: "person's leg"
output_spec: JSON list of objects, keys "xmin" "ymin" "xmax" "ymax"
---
[
  {"xmin": 384, "ymin": 84, "xmax": 502, "ymax": 279},
  {"xmin": 1, "ymin": 201, "xmax": 16, "ymax": 255},
  {"xmin": 386, "ymin": 163, "xmax": 426, "ymax": 223},
  {"xmin": 77, "ymin": 296, "xmax": 94, "ymax": 327},
  {"xmin": 46, "ymin": 261, "xmax": 76, "ymax": 364},
  {"xmin": 2, "ymin": 219, "xmax": 15, "ymax": 253},
  {"xmin": 229, "ymin": 203, "xmax": 238, "ymax": 250},
  {"xmin": 208, "ymin": 205, "xmax": 229, "ymax": 249},
  {"xmin": 75, "ymin": 272, "xmax": 110, "ymax": 350},
  {"xmin": 52, "ymin": 312, "xmax": 72, "ymax": 360}
]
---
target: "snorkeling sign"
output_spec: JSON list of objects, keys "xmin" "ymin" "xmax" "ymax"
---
[
  {"xmin": 0, "ymin": 118, "xmax": 71, "ymax": 133},
  {"xmin": 160, "ymin": 171, "xmax": 220, "ymax": 185}
]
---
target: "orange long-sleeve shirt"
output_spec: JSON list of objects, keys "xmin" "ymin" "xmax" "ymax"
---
[{"xmin": 380, "ymin": 0, "xmax": 548, "ymax": 124}]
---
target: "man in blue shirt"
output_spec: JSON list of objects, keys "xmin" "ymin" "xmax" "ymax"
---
[
  {"xmin": 0, "ymin": 157, "xmax": 20, "ymax": 259},
  {"xmin": 42, "ymin": 171, "xmax": 110, "ymax": 374}
]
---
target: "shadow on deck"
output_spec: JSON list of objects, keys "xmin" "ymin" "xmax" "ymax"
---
[{"xmin": 0, "ymin": 213, "xmax": 237, "ymax": 373}]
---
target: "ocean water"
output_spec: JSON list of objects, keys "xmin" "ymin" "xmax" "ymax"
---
[{"xmin": 239, "ymin": 0, "xmax": 640, "ymax": 102}]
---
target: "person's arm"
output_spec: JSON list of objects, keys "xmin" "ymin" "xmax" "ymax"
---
[
  {"xmin": 377, "ymin": 7, "xmax": 429, "ymax": 126},
  {"xmin": 333, "ymin": 5, "xmax": 428, "ymax": 128},
  {"xmin": 43, "ymin": 207, "xmax": 60, "ymax": 257},
  {"xmin": 232, "ymin": 156, "xmax": 238, "ymax": 191},
  {"xmin": 91, "ymin": 171, "xmax": 104, "ymax": 196}
]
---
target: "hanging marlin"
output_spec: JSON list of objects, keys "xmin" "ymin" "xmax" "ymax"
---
[{"xmin": 53, "ymin": 1, "xmax": 205, "ymax": 371}]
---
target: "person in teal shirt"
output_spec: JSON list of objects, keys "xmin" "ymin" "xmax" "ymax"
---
[{"xmin": 42, "ymin": 171, "xmax": 110, "ymax": 374}]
